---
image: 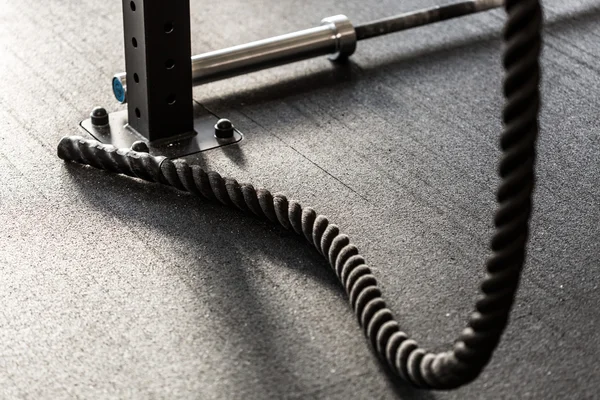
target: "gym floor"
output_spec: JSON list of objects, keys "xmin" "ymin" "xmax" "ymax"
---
[{"xmin": 1, "ymin": 0, "xmax": 598, "ymax": 398}]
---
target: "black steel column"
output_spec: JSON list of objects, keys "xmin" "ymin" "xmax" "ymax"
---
[{"xmin": 122, "ymin": 0, "xmax": 194, "ymax": 142}]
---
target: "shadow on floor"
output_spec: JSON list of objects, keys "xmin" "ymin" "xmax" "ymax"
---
[{"xmin": 64, "ymin": 163, "xmax": 437, "ymax": 400}]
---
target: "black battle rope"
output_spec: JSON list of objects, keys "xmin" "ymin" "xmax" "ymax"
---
[{"xmin": 56, "ymin": 0, "xmax": 542, "ymax": 390}]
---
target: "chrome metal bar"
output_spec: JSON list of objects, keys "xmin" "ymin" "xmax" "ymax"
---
[
  {"xmin": 191, "ymin": 15, "xmax": 356, "ymax": 86},
  {"xmin": 113, "ymin": 15, "xmax": 355, "ymax": 103},
  {"xmin": 113, "ymin": 0, "xmax": 503, "ymax": 104}
]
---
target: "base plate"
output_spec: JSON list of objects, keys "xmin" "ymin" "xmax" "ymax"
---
[{"xmin": 80, "ymin": 102, "xmax": 243, "ymax": 158}]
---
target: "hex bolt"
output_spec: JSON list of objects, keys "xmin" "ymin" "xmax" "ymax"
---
[
  {"xmin": 214, "ymin": 118, "xmax": 234, "ymax": 139},
  {"xmin": 130, "ymin": 141, "xmax": 150, "ymax": 153},
  {"xmin": 90, "ymin": 107, "xmax": 109, "ymax": 127}
]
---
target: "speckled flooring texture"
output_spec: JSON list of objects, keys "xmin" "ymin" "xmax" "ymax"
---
[{"xmin": 0, "ymin": 0, "xmax": 598, "ymax": 398}]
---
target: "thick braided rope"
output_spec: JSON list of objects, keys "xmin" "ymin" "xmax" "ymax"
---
[{"xmin": 56, "ymin": 0, "xmax": 542, "ymax": 390}]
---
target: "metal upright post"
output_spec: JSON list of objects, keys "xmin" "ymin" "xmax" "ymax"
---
[
  {"xmin": 82, "ymin": 0, "xmax": 241, "ymax": 157},
  {"xmin": 122, "ymin": 0, "xmax": 194, "ymax": 142}
]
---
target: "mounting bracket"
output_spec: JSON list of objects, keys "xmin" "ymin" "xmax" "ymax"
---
[{"xmin": 80, "ymin": 0, "xmax": 242, "ymax": 158}]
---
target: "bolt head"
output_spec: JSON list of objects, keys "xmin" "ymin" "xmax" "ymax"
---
[
  {"xmin": 131, "ymin": 141, "xmax": 150, "ymax": 153},
  {"xmin": 214, "ymin": 118, "xmax": 234, "ymax": 139},
  {"xmin": 90, "ymin": 107, "xmax": 109, "ymax": 127}
]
